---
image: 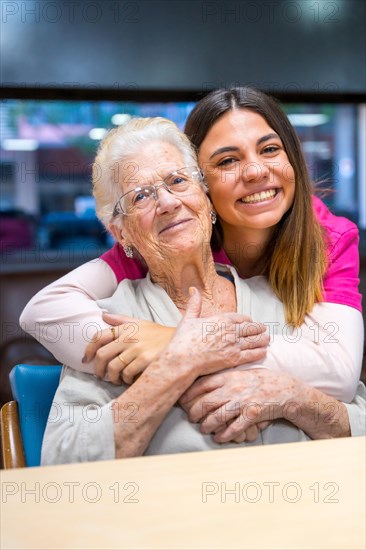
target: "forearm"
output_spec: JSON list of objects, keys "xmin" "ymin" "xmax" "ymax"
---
[
  {"xmin": 181, "ymin": 358, "xmax": 365, "ymax": 443},
  {"xmin": 289, "ymin": 381, "xmax": 351, "ymax": 439},
  {"xmin": 20, "ymin": 259, "xmax": 117, "ymax": 373},
  {"xmin": 113, "ymin": 353, "xmax": 197, "ymax": 458},
  {"xmin": 43, "ymin": 358, "xmax": 197, "ymax": 463},
  {"xmin": 112, "ymin": 289, "xmax": 266, "ymax": 457},
  {"xmin": 251, "ymin": 304, "xmax": 364, "ymax": 402},
  {"xmin": 343, "ymin": 382, "xmax": 366, "ymax": 436}
]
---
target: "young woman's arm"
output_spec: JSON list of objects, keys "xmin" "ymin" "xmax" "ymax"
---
[
  {"xmin": 20, "ymin": 258, "xmax": 363, "ymax": 402},
  {"xmin": 252, "ymin": 303, "xmax": 364, "ymax": 403},
  {"xmin": 20, "ymin": 215, "xmax": 363, "ymax": 402},
  {"xmin": 40, "ymin": 290, "xmax": 268, "ymax": 464},
  {"xmin": 19, "ymin": 258, "xmax": 118, "ymax": 373},
  {"xmin": 313, "ymin": 196, "xmax": 362, "ymax": 312},
  {"xmin": 257, "ymin": 203, "xmax": 363, "ymax": 403}
]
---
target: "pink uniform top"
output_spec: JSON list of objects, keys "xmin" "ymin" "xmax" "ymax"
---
[{"xmin": 101, "ymin": 196, "xmax": 362, "ymax": 312}]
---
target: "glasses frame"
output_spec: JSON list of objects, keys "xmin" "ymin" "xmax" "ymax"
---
[{"xmin": 112, "ymin": 165, "xmax": 204, "ymax": 217}]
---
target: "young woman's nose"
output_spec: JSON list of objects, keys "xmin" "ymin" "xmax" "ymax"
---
[{"xmin": 241, "ymin": 155, "xmax": 270, "ymax": 183}]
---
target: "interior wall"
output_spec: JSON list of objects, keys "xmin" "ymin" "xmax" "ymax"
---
[{"xmin": 1, "ymin": 0, "xmax": 365, "ymax": 93}]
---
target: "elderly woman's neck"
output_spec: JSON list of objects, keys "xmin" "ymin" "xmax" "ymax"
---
[{"xmin": 148, "ymin": 254, "xmax": 233, "ymax": 315}]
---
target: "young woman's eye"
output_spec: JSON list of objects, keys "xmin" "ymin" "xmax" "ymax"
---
[
  {"xmin": 263, "ymin": 145, "xmax": 280, "ymax": 154},
  {"xmin": 217, "ymin": 158, "xmax": 237, "ymax": 167}
]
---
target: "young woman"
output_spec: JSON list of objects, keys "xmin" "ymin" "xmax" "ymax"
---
[
  {"xmin": 21, "ymin": 88, "xmax": 364, "ymax": 412},
  {"xmin": 41, "ymin": 118, "xmax": 362, "ymax": 464}
]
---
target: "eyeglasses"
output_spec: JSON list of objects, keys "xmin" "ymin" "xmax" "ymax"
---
[{"xmin": 112, "ymin": 166, "xmax": 204, "ymax": 216}]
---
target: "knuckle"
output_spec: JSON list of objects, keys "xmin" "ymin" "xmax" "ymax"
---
[
  {"xmin": 200, "ymin": 422, "xmax": 211, "ymax": 434},
  {"xmin": 247, "ymin": 352, "xmax": 258, "ymax": 362},
  {"xmin": 130, "ymin": 365, "xmax": 140, "ymax": 376},
  {"xmin": 131, "ymin": 343, "xmax": 141, "ymax": 353},
  {"xmin": 108, "ymin": 373, "xmax": 119, "ymax": 384},
  {"xmin": 122, "ymin": 371, "xmax": 132, "ymax": 384},
  {"xmin": 124, "ymin": 365, "xmax": 133, "ymax": 377},
  {"xmin": 95, "ymin": 349, "xmax": 105, "ymax": 363},
  {"xmin": 139, "ymin": 352, "xmax": 150, "ymax": 364},
  {"xmin": 226, "ymin": 426, "xmax": 237, "ymax": 440},
  {"xmin": 94, "ymin": 367, "xmax": 104, "ymax": 377},
  {"xmin": 108, "ymin": 362, "xmax": 120, "ymax": 374}
]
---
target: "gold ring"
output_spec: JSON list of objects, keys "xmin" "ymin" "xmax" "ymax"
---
[
  {"xmin": 118, "ymin": 354, "xmax": 128, "ymax": 367},
  {"xmin": 110, "ymin": 327, "xmax": 116, "ymax": 340}
]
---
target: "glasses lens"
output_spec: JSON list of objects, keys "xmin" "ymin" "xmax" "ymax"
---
[
  {"xmin": 123, "ymin": 186, "xmax": 155, "ymax": 213},
  {"xmin": 165, "ymin": 167, "xmax": 200, "ymax": 192},
  {"xmin": 115, "ymin": 168, "xmax": 201, "ymax": 216}
]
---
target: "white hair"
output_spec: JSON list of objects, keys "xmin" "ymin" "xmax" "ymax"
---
[{"xmin": 92, "ymin": 117, "xmax": 199, "ymax": 229}]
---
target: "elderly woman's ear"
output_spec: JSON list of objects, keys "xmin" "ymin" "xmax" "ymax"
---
[
  {"xmin": 109, "ymin": 223, "xmax": 132, "ymax": 252},
  {"xmin": 109, "ymin": 223, "xmax": 135, "ymax": 259},
  {"xmin": 109, "ymin": 223, "xmax": 124, "ymax": 245}
]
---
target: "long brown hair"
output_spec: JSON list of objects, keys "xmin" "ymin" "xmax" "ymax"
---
[{"xmin": 185, "ymin": 87, "xmax": 327, "ymax": 326}]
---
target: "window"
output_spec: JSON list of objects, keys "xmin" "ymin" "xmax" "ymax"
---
[{"xmin": 1, "ymin": 97, "xmax": 364, "ymax": 253}]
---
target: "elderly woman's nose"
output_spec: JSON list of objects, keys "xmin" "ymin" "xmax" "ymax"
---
[{"xmin": 156, "ymin": 186, "xmax": 181, "ymax": 213}]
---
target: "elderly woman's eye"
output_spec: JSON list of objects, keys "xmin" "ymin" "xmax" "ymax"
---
[
  {"xmin": 166, "ymin": 174, "xmax": 190, "ymax": 189},
  {"xmin": 172, "ymin": 176, "xmax": 186, "ymax": 185},
  {"xmin": 132, "ymin": 188, "xmax": 152, "ymax": 205}
]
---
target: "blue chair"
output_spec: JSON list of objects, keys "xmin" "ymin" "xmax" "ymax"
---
[{"xmin": 1, "ymin": 364, "xmax": 62, "ymax": 468}]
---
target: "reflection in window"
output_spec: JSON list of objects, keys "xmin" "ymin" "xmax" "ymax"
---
[
  {"xmin": 0, "ymin": 99, "xmax": 364, "ymax": 252},
  {"xmin": 283, "ymin": 104, "xmax": 359, "ymax": 224}
]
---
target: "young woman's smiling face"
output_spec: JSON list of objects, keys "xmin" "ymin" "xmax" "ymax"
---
[{"xmin": 198, "ymin": 109, "xmax": 296, "ymax": 234}]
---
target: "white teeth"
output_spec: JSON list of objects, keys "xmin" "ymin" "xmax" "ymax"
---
[{"xmin": 241, "ymin": 189, "xmax": 276, "ymax": 204}]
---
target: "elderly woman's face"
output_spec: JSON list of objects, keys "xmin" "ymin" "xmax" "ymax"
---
[{"xmin": 112, "ymin": 141, "xmax": 212, "ymax": 262}]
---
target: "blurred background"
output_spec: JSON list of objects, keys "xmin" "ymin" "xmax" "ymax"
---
[{"xmin": 0, "ymin": 0, "xmax": 365, "ymax": 403}]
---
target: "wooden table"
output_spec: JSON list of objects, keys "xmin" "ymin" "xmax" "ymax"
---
[{"xmin": 1, "ymin": 437, "xmax": 365, "ymax": 549}]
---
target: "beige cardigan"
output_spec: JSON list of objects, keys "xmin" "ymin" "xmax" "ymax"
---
[{"xmin": 41, "ymin": 267, "xmax": 365, "ymax": 465}]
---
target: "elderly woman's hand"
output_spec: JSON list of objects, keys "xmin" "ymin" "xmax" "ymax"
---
[
  {"xmin": 179, "ymin": 368, "xmax": 303, "ymax": 442},
  {"xmin": 110, "ymin": 289, "xmax": 270, "ymax": 458},
  {"xmin": 159, "ymin": 288, "xmax": 270, "ymax": 379},
  {"xmin": 179, "ymin": 367, "xmax": 351, "ymax": 442},
  {"xmin": 83, "ymin": 291, "xmax": 270, "ymax": 385}
]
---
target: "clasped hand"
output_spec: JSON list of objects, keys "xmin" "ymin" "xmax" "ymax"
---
[
  {"xmin": 83, "ymin": 288, "xmax": 277, "ymax": 443},
  {"xmin": 83, "ymin": 306, "xmax": 269, "ymax": 385},
  {"xmin": 179, "ymin": 368, "xmax": 301, "ymax": 443}
]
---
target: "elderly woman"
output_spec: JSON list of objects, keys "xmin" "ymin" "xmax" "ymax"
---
[
  {"xmin": 42, "ymin": 117, "xmax": 364, "ymax": 465},
  {"xmin": 21, "ymin": 88, "xmax": 363, "ymax": 408}
]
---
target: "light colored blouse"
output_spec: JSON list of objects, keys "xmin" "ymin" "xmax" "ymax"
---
[{"xmin": 41, "ymin": 267, "xmax": 366, "ymax": 465}]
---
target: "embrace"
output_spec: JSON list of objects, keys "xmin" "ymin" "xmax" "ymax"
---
[{"xmin": 21, "ymin": 88, "xmax": 365, "ymax": 464}]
